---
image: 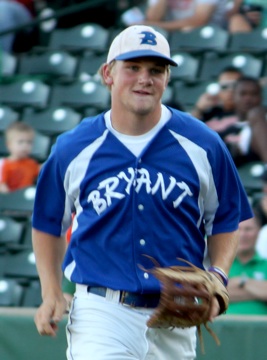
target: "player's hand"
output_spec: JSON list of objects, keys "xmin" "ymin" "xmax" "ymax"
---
[
  {"xmin": 34, "ymin": 293, "xmax": 68, "ymax": 337},
  {"xmin": 209, "ymin": 296, "xmax": 220, "ymax": 322}
]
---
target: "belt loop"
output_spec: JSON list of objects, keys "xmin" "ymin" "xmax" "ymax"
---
[
  {"xmin": 120, "ymin": 291, "xmax": 126, "ymax": 304},
  {"xmin": 105, "ymin": 288, "xmax": 121, "ymax": 302}
]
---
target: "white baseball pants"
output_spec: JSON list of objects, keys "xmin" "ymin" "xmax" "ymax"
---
[{"xmin": 66, "ymin": 285, "xmax": 197, "ymax": 360}]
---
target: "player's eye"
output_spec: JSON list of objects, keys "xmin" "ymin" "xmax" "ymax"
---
[{"xmin": 150, "ymin": 67, "xmax": 165, "ymax": 75}]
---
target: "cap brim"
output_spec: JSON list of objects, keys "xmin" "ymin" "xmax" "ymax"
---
[{"xmin": 115, "ymin": 50, "xmax": 178, "ymax": 67}]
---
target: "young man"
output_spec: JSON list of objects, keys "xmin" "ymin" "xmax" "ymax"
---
[
  {"xmin": 191, "ymin": 65, "xmax": 243, "ymax": 122},
  {"xmin": 193, "ymin": 75, "xmax": 266, "ymax": 167},
  {"xmin": 222, "ymin": 76, "xmax": 264, "ymax": 166},
  {"xmin": 227, "ymin": 213, "xmax": 267, "ymax": 315},
  {"xmin": 32, "ymin": 25, "xmax": 252, "ymax": 360}
]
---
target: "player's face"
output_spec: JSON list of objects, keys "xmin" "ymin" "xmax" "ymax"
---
[
  {"xmin": 108, "ymin": 58, "xmax": 169, "ymax": 118},
  {"xmin": 7, "ymin": 131, "xmax": 34, "ymax": 160}
]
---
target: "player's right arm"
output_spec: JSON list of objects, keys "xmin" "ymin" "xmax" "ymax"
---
[{"xmin": 32, "ymin": 228, "xmax": 68, "ymax": 337}]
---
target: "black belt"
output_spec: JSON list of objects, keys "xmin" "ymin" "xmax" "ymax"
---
[{"xmin": 87, "ymin": 287, "xmax": 160, "ymax": 308}]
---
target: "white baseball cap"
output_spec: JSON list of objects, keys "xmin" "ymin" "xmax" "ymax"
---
[{"xmin": 107, "ymin": 25, "xmax": 177, "ymax": 67}]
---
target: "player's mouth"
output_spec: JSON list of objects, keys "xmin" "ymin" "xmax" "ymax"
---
[{"xmin": 133, "ymin": 89, "xmax": 152, "ymax": 95}]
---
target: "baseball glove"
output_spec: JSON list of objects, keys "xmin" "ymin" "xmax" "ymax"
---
[{"xmin": 146, "ymin": 258, "xmax": 229, "ymax": 353}]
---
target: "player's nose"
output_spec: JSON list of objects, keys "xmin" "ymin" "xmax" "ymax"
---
[{"xmin": 138, "ymin": 70, "xmax": 153, "ymax": 85}]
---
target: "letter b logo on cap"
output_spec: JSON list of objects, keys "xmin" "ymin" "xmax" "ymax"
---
[{"xmin": 140, "ymin": 31, "xmax": 157, "ymax": 46}]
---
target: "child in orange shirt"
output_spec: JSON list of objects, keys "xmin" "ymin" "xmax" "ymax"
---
[{"xmin": 0, "ymin": 122, "xmax": 40, "ymax": 193}]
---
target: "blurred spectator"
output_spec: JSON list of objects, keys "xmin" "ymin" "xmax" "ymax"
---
[
  {"xmin": 254, "ymin": 167, "xmax": 267, "ymax": 258},
  {"xmin": 128, "ymin": 0, "xmax": 231, "ymax": 30},
  {"xmin": 254, "ymin": 167, "xmax": 267, "ymax": 226},
  {"xmin": 120, "ymin": 0, "xmax": 148, "ymax": 26},
  {"xmin": 0, "ymin": 0, "xmax": 33, "ymax": 52},
  {"xmin": 193, "ymin": 76, "xmax": 265, "ymax": 167},
  {"xmin": 224, "ymin": 77, "xmax": 267, "ymax": 166},
  {"xmin": 191, "ymin": 66, "xmax": 243, "ymax": 122},
  {"xmin": 16, "ymin": 0, "xmax": 36, "ymax": 15},
  {"xmin": 227, "ymin": 213, "xmax": 267, "ymax": 315},
  {"xmin": 0, "ymin": 121, "xmax": 40, "ymax": 193},
  {"xmin": 228, "ymin": 0, "xmax": 267, "ymax": 32},
  {"xmin": 245, "ymin": 104, "xmax": 267, "ymax": 165}
]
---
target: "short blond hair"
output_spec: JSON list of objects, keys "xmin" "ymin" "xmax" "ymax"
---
[{"xmin": 5, "ymin": 121, "xmax": 35, "ymax": 141}]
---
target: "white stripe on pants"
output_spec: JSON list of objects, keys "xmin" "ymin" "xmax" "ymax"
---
[{"xmin": 66, "ymin": 285, "xmax": 197, "ymax": 360}]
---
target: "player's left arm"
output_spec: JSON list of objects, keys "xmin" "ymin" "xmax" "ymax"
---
[
  {"xmin": 207, "ymin": 230, "xmax": 239, "ymax": 275},
  {"xmin": 206, "ymin": 230, "xmax": 239, "ymax": 320}
]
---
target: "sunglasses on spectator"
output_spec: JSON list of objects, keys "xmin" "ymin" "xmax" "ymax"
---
[{"xmin": 219, "ymin": 83, "xmax": 235, "ymax": 90}]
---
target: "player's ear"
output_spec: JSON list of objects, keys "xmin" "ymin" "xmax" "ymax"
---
[
  {"xmin": 165, "ymin": 66, "xmax": 170, "ymax": 88},
  {"xmin": 102, "ymin": 63, "xmax": 114, "ymax": 86}
]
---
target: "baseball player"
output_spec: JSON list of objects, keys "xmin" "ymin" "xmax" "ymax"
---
[{"xmin": 32, "ymin": 25, "xmax": 252, "ymax": 359}]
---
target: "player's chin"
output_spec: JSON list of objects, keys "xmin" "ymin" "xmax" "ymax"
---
[{"xmin": 133, "ymin": 102, "xmax": 158, "ymax": 116}]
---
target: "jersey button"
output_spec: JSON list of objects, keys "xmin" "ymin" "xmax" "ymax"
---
[
  {"xmin": 138, "ymin": 204, "xmax": 144, "ymax": 211},
  {"xmin": 144, "ymin": 272, "xmax": 149, "ymax": 279},
  {"xmin": 140, "ymin": 239, "xmax": 146, "ymax": 246}
]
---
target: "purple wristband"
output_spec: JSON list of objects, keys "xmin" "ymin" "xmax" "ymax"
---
[{"xmin": 208, "ymin": 266, "xmax": 228, "ymax": 287}]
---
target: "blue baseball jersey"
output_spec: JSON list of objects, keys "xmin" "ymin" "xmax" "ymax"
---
[{"xmin": 32, "ymin": 107, "xmax": 252, "ymax": 293}]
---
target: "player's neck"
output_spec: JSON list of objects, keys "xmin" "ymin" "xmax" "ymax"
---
[{"xmin": 110, "ymin": 106, "xmax": 162, "ymax": 136}]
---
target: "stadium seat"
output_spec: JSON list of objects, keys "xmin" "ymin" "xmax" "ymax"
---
[
  {"xmin": 237, "ymin": 161, "xmax": 265, "ymax": 196},
  {"xmin": 0, "ymin": 216, "xmax": 25, "ymax": 249},
  {"xmin": 262, "ymin": 84, "xmax": 267, "ymax": 107},
  {"xmin": 22, "ymin": 280, "xmax": 42, "ymax": 307},
  {"xmin": 76, "ymin": 52, "xmax": 107, "ymax": 80},
  {"xmin": 170, "ymin": 52, "xmax": 201, "ymax": 82},
  {"xmin": 17, "ymin": 50, "xmax": 78, "ymax": 83},
  {"xmin": 0, "ymin": 249, "xmax": 7, "ymax": 277},
  {"xmin": 0, "ymin": 134, "xmax": 8, "ymax": 156},
  {"xmin": 0, "ymin": 51, "xmax": 18, "ymax": 79},
  {"xmin": 169, "ymin": 25, "xmax": 230, "ymax": 53},
  {"xmin": 0, "ymin": 106, "xmax": 19, "ymax": 132},
  {"xmin": 172, "ymin": 80, "xmax": 220, "ymax": 110},
  {"xmin": 228, "ymin": 28, "xmax": 267, "ymax": 54},
  {"xmin": 199, "ymin": 52, "xmax": 264, "ymax": 81},
  {"xmin": 161, "ymin": 85, "xmax": 174, "ymax": 106},
  {"xmin": 4, "ymin": 249, "xmax": 39, "ymax": 280},
  {"xmin": 49, "ymin": 79, "xmax": 110, "ymax": 111},
  {"xmin": 0, "ymin": 186, "xmax": 36, "ymax": 218},
  {"xmin": 0, "ymin": 278, "xmax": 24, "ymax": 306},
  {"xmin": 20, "ymin": 219, "xmax": 33, "ymax": 250},
  {"xmin": 31, "ymin": 131, "xmax": 52, "ymax": 162},
  {"xmin": 48, "ymin": 23, "xmax": 110, "ymax": 53},
  {"xmin": 0, "ymin": 79, "xmax": 50, "ymax": 110},
  {"xmin": 83, "ymin": 107, "xmax": 102, "ymax": 118},
  {"xmin": 22, "ymin": 106, "xmax": 82, "ymax": 136}
]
